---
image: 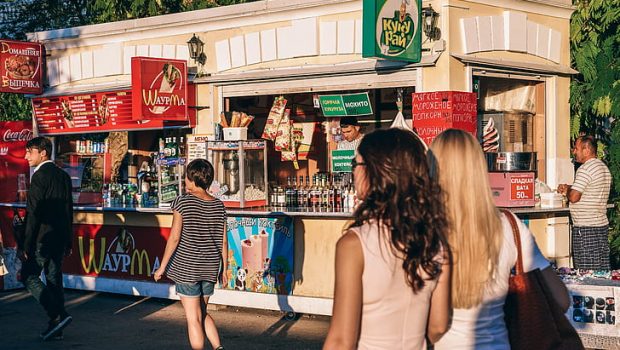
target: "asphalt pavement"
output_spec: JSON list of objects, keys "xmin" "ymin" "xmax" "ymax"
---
[{"xmin": 0, "ymin": 289, "xmax": 330, "ymax": 350}]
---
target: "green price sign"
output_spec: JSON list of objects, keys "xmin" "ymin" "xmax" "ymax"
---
[
  {"xmin": 331, "ymin": 150, "xmax": 355, "ymax": 172},
  {"xmin": 319, "ymin": 93, "xmax": 373, "ymax": 117}
]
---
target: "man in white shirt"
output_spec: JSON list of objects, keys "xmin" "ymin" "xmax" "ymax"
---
[
  {"xmin": 337, "ymin": 116, "xmax": 364, "ymax": 151},
  {"xmin": 558, "ymin": 136, "xmax": 612, "ymax": 270}
]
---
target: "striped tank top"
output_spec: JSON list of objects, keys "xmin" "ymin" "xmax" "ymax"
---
[{"xmin": 166, "ymin": 194, "xmax": 227, "ymax": 284}]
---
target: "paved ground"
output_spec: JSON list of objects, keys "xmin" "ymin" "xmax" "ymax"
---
[{"xmin": 0, "ymin": 289, "xmax": 330, "ymax": 350}]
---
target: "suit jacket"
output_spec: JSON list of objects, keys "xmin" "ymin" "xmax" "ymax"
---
[{"xmin": 18, "ymin": 162, "xmax": 73, "ymax": 257}]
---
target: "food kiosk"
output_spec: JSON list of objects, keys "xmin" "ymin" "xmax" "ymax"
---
[{"xmin": 5, "ymin": 3, "xmax": 616, "ymax": 341}]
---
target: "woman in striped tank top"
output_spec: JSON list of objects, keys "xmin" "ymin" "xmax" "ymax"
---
[{"xmin": 154, "ymin": 159, "xmax": 227, "ymax": 350}]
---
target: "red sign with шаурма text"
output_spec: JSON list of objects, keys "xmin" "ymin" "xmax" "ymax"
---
[{"xmin": 131, "ymin": 57, "xmax": 188, "ymax": 121}]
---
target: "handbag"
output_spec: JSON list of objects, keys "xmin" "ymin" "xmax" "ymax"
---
[
  {"xmin": 501, "ymin": 209, "xmax": 584, "ymax": 350},
  {"xmin": 0, "ymin": 254, "xmax": 8, "ymax": 276},
  {"xmin": 0, "ymin": 242, "xmax": 8, "ymax": 276}
]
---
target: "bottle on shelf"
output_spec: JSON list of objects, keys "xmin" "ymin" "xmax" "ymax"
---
[
  {"xmin": 291, "ymin": 175, "xmax": 298, "ymax": 208},
  {"xmin": 276, "ymin": 184, "xmax": 286, "ymax": 208},
  {"xmin": 328, "ymin": 173, "xmax": 335, "ymax": 209},
  {"xmin": 269, "ymin": 183, "xmax": 278, "ymax": 207},
  {"xmin": 285, "ymin": 176, "xmax": 293, "ymax": 207},
  {"xmin": 297, "ymin": 175, "xmax": 306, "ymax": 209},
  {"xmin": 310, "ymin": 175, "xmax": 320, "ymax": 210},
  {"xmin": 163, "ymin": 138, "xmax": 169, "ymax": 158},
  {"xmin": 305, "ymin": 175, "xmax": 311, "ymax": 209},
  {"xmin": 321, "ymin": 174, "xmax": 329, "ymax": 208},
  {"xmin": 346, "ymin": 183, "xmax": 356, "ymax": 211},
  {"xmin": 170, "ymin": 137, "xmax": 178, "ymax": 158},
  {"xmin": 178, "ymin": 136, "xmax": 185, "ymax": 157}
]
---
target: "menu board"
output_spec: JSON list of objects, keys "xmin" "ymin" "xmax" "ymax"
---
[
  {"xmin": 186, "ymin": 134, "xmax": 208, "ymax": 163},
  {"xmin": 32, "ymin": 90, "xmax": 139, "ymax": 134}
]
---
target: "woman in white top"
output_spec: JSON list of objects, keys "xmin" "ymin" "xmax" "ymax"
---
[
  {"xmin": 429, "ymin": 129, "xmax": 571, "ymax": 349},
  {"xmin": 323, "ymin": 128, "xmax": 451, "ymax": 350}
]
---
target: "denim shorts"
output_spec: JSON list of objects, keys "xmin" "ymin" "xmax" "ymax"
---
[{"xmin": 175, "ymin": 281, "xmax": 215, "ymax": 298}]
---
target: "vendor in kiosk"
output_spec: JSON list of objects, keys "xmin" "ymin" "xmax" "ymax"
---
[
  {"xmin": 557, "ymin": 136, "xmax": 612, "ymax": 270},
  {"xmin": 337, "ymin": 116, "xmax": 364, "ymax": 151}
]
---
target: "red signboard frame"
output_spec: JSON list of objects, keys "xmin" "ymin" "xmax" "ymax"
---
[
  {"xmin": 0, "ymin": 39, "xmax": 45, "ymax": 95},
  {"xmin": 63, "ymin": 224, "xmax": 171, "ymax": 282},
  {"xmin": 31, "ymin": 89, "xmax": 193, "ymax": 135},
  {"xmin": 131, "ymin": 57, "xmax": 188, "ymax": 122}
]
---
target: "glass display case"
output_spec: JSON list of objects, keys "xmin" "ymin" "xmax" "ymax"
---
[
  {"xmin": 56, "ymin": 151, "xmax": 111, "ymax": 205},
  {"xmin": 207, "ymin": 140, "xmax": 267, "ymax": 208},
  {"xmin": 157, "ymin": 157, "xmax": 184, "ymax": 207}
]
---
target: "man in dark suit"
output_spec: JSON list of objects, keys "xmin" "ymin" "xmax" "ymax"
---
[{"xmin": 17, "ymin": 136, "xmax": 73, "ymax": 341}]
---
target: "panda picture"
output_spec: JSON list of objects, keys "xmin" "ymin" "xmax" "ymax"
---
[{"xmin": 235, "ymin": 267, "xmax": 247, "ymax": 291}]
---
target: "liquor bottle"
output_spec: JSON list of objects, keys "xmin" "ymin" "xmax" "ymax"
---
[
  {"xmin": 333, "ymin": 174, "xmax": 342, "ymax": 210},
  {"xmin": 276, "ymin": 185, "xmax": 286, "ymax": 208},
  {"xmin": 321, "ymin": 174, "xmax": 329, "ymax": 208},
  {"xmin": 291, "ymin": 176, "xmax": 299, "ymax": 207},
  {"xmin": 311, "ymin": 175, "xmax": 320, "ymax": 209},
  {"xmin": 343, "ymin": 183, "xmax": 351, "ymax": 212},
  {"xmin": 328, "ymin": 173, "xmax": 335, "ymax": 210},
  {"xmin": 269, "ymin": 183, "xmax": 278, "ymax": 207},
  {"xmin": 170, "ymin": 137, "xmax": 178, "ymax": 158},
  {"xmin": 305, "ymin": 176, "xmax": 312, "ymax": 208},
  {"xmin": 347, "ymin": 185, "xmax": 356, "ymax": 211},
  {"xmin": 178, "ymin": 136, "xmax": 185, "ymax": 157},
  {"xmin": 164, "ymin": 138, "xmax": 171, "ymax": 158},
  {"xmin": 285, "ymin": 176, "xmax": 293, "ymax": 207},
  {"xmin": 297, "ymin": 175, "xmax": 306, "ymax": 209},
  {"xmin": 159, "ymin": 138, "xmax": 165, "ymax": 157}
]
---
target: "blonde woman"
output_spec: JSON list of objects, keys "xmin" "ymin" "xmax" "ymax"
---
[{"xmin": 430, "ymin": 129, "xmax": 570, "ymax": 349}]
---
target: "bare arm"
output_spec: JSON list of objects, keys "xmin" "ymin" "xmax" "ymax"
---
[
  {"xmin": 427, "ymin": 254, "xmax": 452, "ymax": 344},
  {"xmin": 567, "ymin": 188, "xmax": 582, "ymax": 203},
  {"xmin": 540, "ymin": 265, "xmax": 571, "ymax": 312},
  {"xmin": 154, "ymin": 210, "xmax": 182, "ymax": 281},
  {"xmin": 323, "ymin": 231, "xmax": 363, "ymax": 350}
]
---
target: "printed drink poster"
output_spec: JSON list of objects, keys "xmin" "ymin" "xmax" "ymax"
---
[{"xmin": 224, "ymin": 216, "xmax": 294, "ymax": 295}]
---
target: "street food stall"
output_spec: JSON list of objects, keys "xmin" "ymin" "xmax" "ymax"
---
[{"xmin": 4, "ymin": 3, "xmax": 619, "ymax": 343}]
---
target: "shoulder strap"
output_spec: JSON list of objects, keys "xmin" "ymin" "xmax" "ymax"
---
[{"xmin": 500, "ymin": 209, "xmax": 524, "ymax": 275}]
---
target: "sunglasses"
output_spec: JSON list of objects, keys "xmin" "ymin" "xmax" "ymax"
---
[{"xmin": 351, "ymin": 158, "xmax": 366, "ymax": 170}]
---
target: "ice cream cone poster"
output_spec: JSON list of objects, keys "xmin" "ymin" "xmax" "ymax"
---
[
  {"xmin": 131, "ymin": 57, "xmax": 188, "ymax": 121},
  {"xmin": 225, "ymin": 216, "xmax": 294, "ymax": 295},
  {"xmin": 0, "ymin": 39, "xmax": 44, "ymax": 94}
]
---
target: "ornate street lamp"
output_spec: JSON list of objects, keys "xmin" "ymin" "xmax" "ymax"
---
[
  {"xmin": 187, "ymin": 34, "xmax": 206, "ymax": 65},
  {"xmin": 422, "ymin": 5, "xmax": 440, "ymax": 41}
]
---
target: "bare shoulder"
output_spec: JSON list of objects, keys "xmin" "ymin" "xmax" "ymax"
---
[
  {"xmin": 337, "ymin": 229, "xmax": 361, "ymax": 250},
  {"xmin": 336, "ymin": 229, "xmax": 363, "ymax": 264}
]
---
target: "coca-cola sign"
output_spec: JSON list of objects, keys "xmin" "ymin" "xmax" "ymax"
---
[
  {"xmin": 0, "ymin": 39, "xmax": 45, "ymax": 95},
  {"xmin": 131, "ymin": 57, "xmax": 187, "ymax": 121},
  {"xmin": 3, "ymin": 128, "xmax": 33, "ymax": 142}
]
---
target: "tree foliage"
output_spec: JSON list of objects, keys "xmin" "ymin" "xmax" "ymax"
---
[
  {"xmin": 0, "ymin": 94, "xmax": 31, "ymax": 121},
  {"xmin": 571, "ymin": 0, "xmax": 620, "ymax": 268}
]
